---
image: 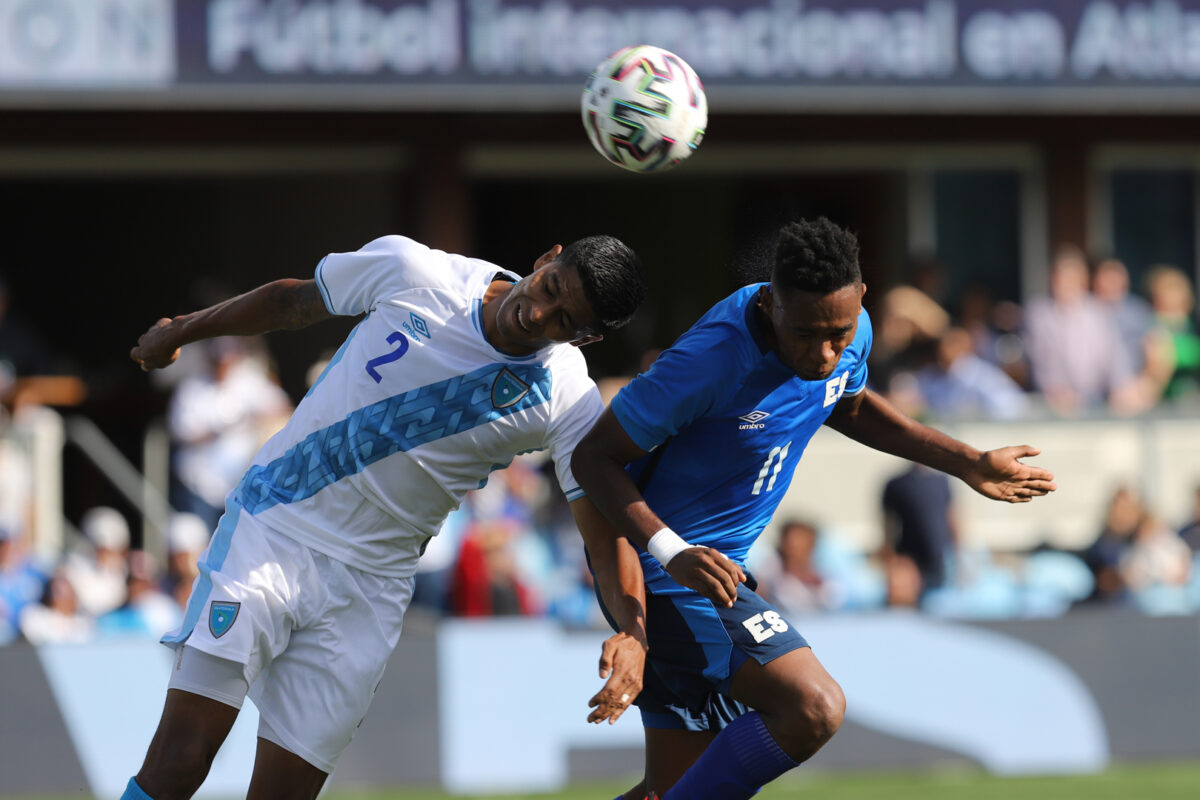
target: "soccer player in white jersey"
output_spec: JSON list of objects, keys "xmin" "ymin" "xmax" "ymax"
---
[{"xmin": 121, "ymin": 233, "xmax": 681, "ymax": 800}]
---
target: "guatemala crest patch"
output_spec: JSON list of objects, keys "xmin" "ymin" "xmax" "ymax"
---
[
  {"xmin": 491, "ymin": 368, "xmax": 531, "ymax": 409},
  {"xmin": 208, "ymin": 601, "xmax": 241, "ymax": 638}
]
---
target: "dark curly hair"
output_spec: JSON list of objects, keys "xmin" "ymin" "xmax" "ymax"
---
[
  {"xmin": 773, "ymin": 217, "xmax": 861, "ymax": 294},
  {"xmin": 561, "ymin": 235, "xmax": 646, "ymax": 334}
]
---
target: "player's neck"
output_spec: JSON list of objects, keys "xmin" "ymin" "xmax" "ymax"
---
[{"xmin": 753, "ymin": 292, "xmax": 780, "ymax": 353}]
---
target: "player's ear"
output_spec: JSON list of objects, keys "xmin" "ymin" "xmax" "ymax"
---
[
  {"xmin": 569, "ymin": 333, "xmax": 603, "ymax": 348},
  {"xmin": 533, "ymin": 245, "xmax": 563, "ymax": 272}
]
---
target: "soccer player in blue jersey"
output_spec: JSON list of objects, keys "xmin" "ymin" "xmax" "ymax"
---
[
  {"xmin": 121, "ymin": 233, "xmax": 694, "ymax": 800},
  {"xmin": 572, "ymin": 217, "xmax": 1057, "ymax": 800}
]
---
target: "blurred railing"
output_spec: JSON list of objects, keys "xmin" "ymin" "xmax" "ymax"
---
[{"xmin": 7, "ymin": 408, "xmax": 172, "ymax": 564}]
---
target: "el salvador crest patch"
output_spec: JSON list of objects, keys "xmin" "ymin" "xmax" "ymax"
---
[
  {"xmin": 491, "ymin": 368, "xmax": 530, "ymax": 409},
  {"xmin": 209, "ymin": 601, "xmax": 241, "ymax": 638}
]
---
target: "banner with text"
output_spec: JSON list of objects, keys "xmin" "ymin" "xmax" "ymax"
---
[{"xmin": 2, "ymin": 0, "xmax": 1199, "ymax": 108}]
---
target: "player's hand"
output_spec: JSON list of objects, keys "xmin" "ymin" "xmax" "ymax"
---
[
  {"xmin": 666, "ymin": 547, "xmax": 746, "ymax": 608},
  {"xmin": 587, "ymin": 630, "xmax": 647, "ymax": 724},
  {"xmin": 130, "ymin": 318, "xmax": 181, "ymax": 372},
  {"xmin": 964, "ymin": 445, "xmax": 1057, "ymax": 503}
]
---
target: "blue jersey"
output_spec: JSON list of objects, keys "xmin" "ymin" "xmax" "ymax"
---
[{"xmin": 611, "ymin": 283, "xmax": 872, "ymax": 594}]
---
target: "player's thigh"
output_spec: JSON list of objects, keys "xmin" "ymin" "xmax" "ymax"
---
[
  {"xmin": 146, "ymin": 687, "xmax": 240, "ymax": 756},
  {"xmin": 728, "ymin": 645, "xmax": 844, "ymax": 721},
  {"xmin": 644, "ymin": 727, "xmax": 717, "ymax": 795},
  {"xmin": 250, "ymin": 557, "xmax": 414, "ymax": 774}
]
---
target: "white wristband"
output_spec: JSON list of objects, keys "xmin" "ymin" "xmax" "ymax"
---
[{"xmin": 646, "ymin": 527, "xmax": 692, "ymax": 567}]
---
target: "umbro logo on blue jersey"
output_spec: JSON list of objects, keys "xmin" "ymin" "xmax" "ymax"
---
[
  {"xmin": 209, "ymin": 601, "xmax": 240, "ymax": 638},
  {"xmin": 403, "ymin": 312, "xmax": 431, "ymax": 340},
  {"xmin": 739, "ymin": 410, "xmax": 769, "ymax": 430},
  {"xmin": 492, "ymin": 368, "xmax": 531, "ymax": 409}
]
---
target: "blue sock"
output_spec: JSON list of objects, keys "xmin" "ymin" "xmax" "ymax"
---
[
  {"xmin": 121, "ymin": 777, "xmax": 155, "ymax": 800},
  {"xmin": 662, "ymin": 711, "xmax": 798, "ymax": 800}
]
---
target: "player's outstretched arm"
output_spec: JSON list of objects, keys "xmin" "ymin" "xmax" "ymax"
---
[
  {"xmin": 825, "ymin": 388, "xmax": 1056, "ymax": 503},
  {"xmin": 571, "ymin": 497, "xmax": 647, "ymax": 725},
  {"xmin": 130, "ymin": 279, "xmax": 332, "ymax": 371},
  {"xmin": 571, "ymin": 409, "xmax": 745, "ymax": 607}
]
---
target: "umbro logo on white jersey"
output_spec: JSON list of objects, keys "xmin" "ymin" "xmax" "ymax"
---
[
  {"xmin": 403, "ymin": 312, "xmax": 431, "ymax": 341},
  {"xmin": 738, "ymin": 410, "xmax": 769, "ymax": 430}
]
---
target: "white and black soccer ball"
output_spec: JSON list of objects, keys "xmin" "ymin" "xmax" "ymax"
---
[{"xmin": 581, "ymin": 45, "xmax": 708, "ymax": 174}]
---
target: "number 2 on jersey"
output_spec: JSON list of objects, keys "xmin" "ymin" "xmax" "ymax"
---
[{"xmin": 365, "ymin": 331, "xmax": 409, "ymax": 383}]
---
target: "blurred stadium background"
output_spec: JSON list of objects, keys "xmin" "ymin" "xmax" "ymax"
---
[{"xmin": 3, "ymin": 1, "xmax": 1200, "ymax": 798}]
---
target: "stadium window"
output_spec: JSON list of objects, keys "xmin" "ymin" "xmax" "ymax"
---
[
  {"xmin": 1109, "ymin": 169, "xmax": 1197, "ymax": 292},
  {"xmin": 932, "ymin": 170, "xmax": 1023, "ymax": 306}
]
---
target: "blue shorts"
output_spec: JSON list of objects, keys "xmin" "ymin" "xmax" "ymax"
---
[{"xmin": 601, "ymin": 580, "xmax": 809, "ymax": 732}]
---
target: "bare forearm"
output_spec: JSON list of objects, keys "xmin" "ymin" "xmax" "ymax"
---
[
  {"xmin": 827, "ymin": 389, "xmax": 980, "ymax": 479},
  {"xmin": 594, "ymin": 538, "xmax": 647, "ymax": 637},
  {"xmin": 133, "ymin": 279, "xmax": 331, "ymax": 371},
  {"xmin": 571, "ymin": 498, "xmax": 646, "ymax": 638},
  {"xmin": 168, "ymin": 279, "xmax": 328, "ymax": 347}
]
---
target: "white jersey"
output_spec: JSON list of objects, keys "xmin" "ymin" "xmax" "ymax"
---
[{"xmin": 229, "ymin": 235, "xmax": 604, "ymax": 578}]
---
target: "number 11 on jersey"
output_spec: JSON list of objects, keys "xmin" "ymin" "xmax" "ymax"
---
[{"xmin": 752, "ymin": 441, "xmax": 791, "ymax": 495}]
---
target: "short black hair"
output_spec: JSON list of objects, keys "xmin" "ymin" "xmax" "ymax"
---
[
  {"xmin": 772, "ymin": 217, "xmax": 861, "ymax": 294},
  {"xmin": 561, "ymin": 235, "xmax": 646, "ymax": 334}
]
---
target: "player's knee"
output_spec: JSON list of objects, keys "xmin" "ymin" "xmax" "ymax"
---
[
  {"xmin": 779, "ymin": 677, "xmax": 845, "ymax": 744},
  {"xmin": 802, "ymin": 679, "xmax": 846, "ymax": 743}
]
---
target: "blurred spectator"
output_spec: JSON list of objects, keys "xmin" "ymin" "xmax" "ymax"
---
[
  {"xmin": 957, "ymin": 285, "xmax": 1029, "ymax": 387},
  {"xmin": 1081, "ymin": 485, "xmax": 1145, "ymax": 604},
  {"xmin": 1143, "ymin": 265, "xmax": 1200, "ymax": 403},
  {"xmin": 759, "ymin": 519, "xmax": 833, "ymax": 614},
  {"xmin": 884, "ymin": 552, "xmax": 924, "ymax": 609},
  {"xmin": 449, "ymin": 519, "xmax": 534, "ymax": 617},
  {"xmin": 1092, "ymin": 257, "xmax": 1154, "ymax": 374},
  {"xmin": 0, "ymin": 524, "xmax": 46, "ymax": 643},
  {"xmin": 912, "ymin": 326, "xmax": 1029, "ymax": 420},
  {"xmin": 168, "ymin": 336, "xmax": 292, "ymax": 528},
  {"xmin": 1179, "ymin": 485, "xmax": 1200, "ymax": 552},
  {"xmin": 412, "ymin": 507, "xmax": 468, "ymax": 614},
  {"xmin": 1120, "ymin": 514, "xmax": 1192, "ymax": 595},
  {"xmin": 18, "ymin": 568, "xmax": 94, "ymax": 644},
  {"xmin": 1023, "ymin": 246, "xmax": 1148, "ymax": 416},
  {"xmin": 97, "ymin": 550, "xmax": 180, "ymax": 639},
  {"xmin": 164, "ymin": 512, "xmax": 210, "ymax": 610},
  {"xmin": 906, "ymin": 252, "xmax": 950, "ymax": 309},
  {"xmin": 871, "ymin": 284, "xmax": 949, "ymax": 390},
  {"xmin": 881, "ymin": 463, "xmax": 957, "ymax": 603},
  {"xmin": 1021, "ymin": 548, "xmax": 1096, "ymax": 617},
  {"xmin": 63, "ymin": 506, "xmax": 130, "ymax": 617}
]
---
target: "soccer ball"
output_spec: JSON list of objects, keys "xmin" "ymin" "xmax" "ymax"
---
[{"xmin": 581, "ymin": 45, "xmax": 708, "ymax": 174}]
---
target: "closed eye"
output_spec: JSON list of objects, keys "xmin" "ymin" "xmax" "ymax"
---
[{"xmin": 549, "ymin": 275, "xmax": 575, "ymax": 330}]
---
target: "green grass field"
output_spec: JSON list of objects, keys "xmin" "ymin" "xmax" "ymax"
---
[
  {"xmin": 322, "ymin": 762, "xmax": 1200, "ymax": 800},
  {"xmin": 15, "ymin": 763, "xmax": 1200, "ymax": 800}
]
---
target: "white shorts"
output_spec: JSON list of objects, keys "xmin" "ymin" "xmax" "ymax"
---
[{"xmin": 163, "ymin": 502, "xmax": 413, "ymax": 773}]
